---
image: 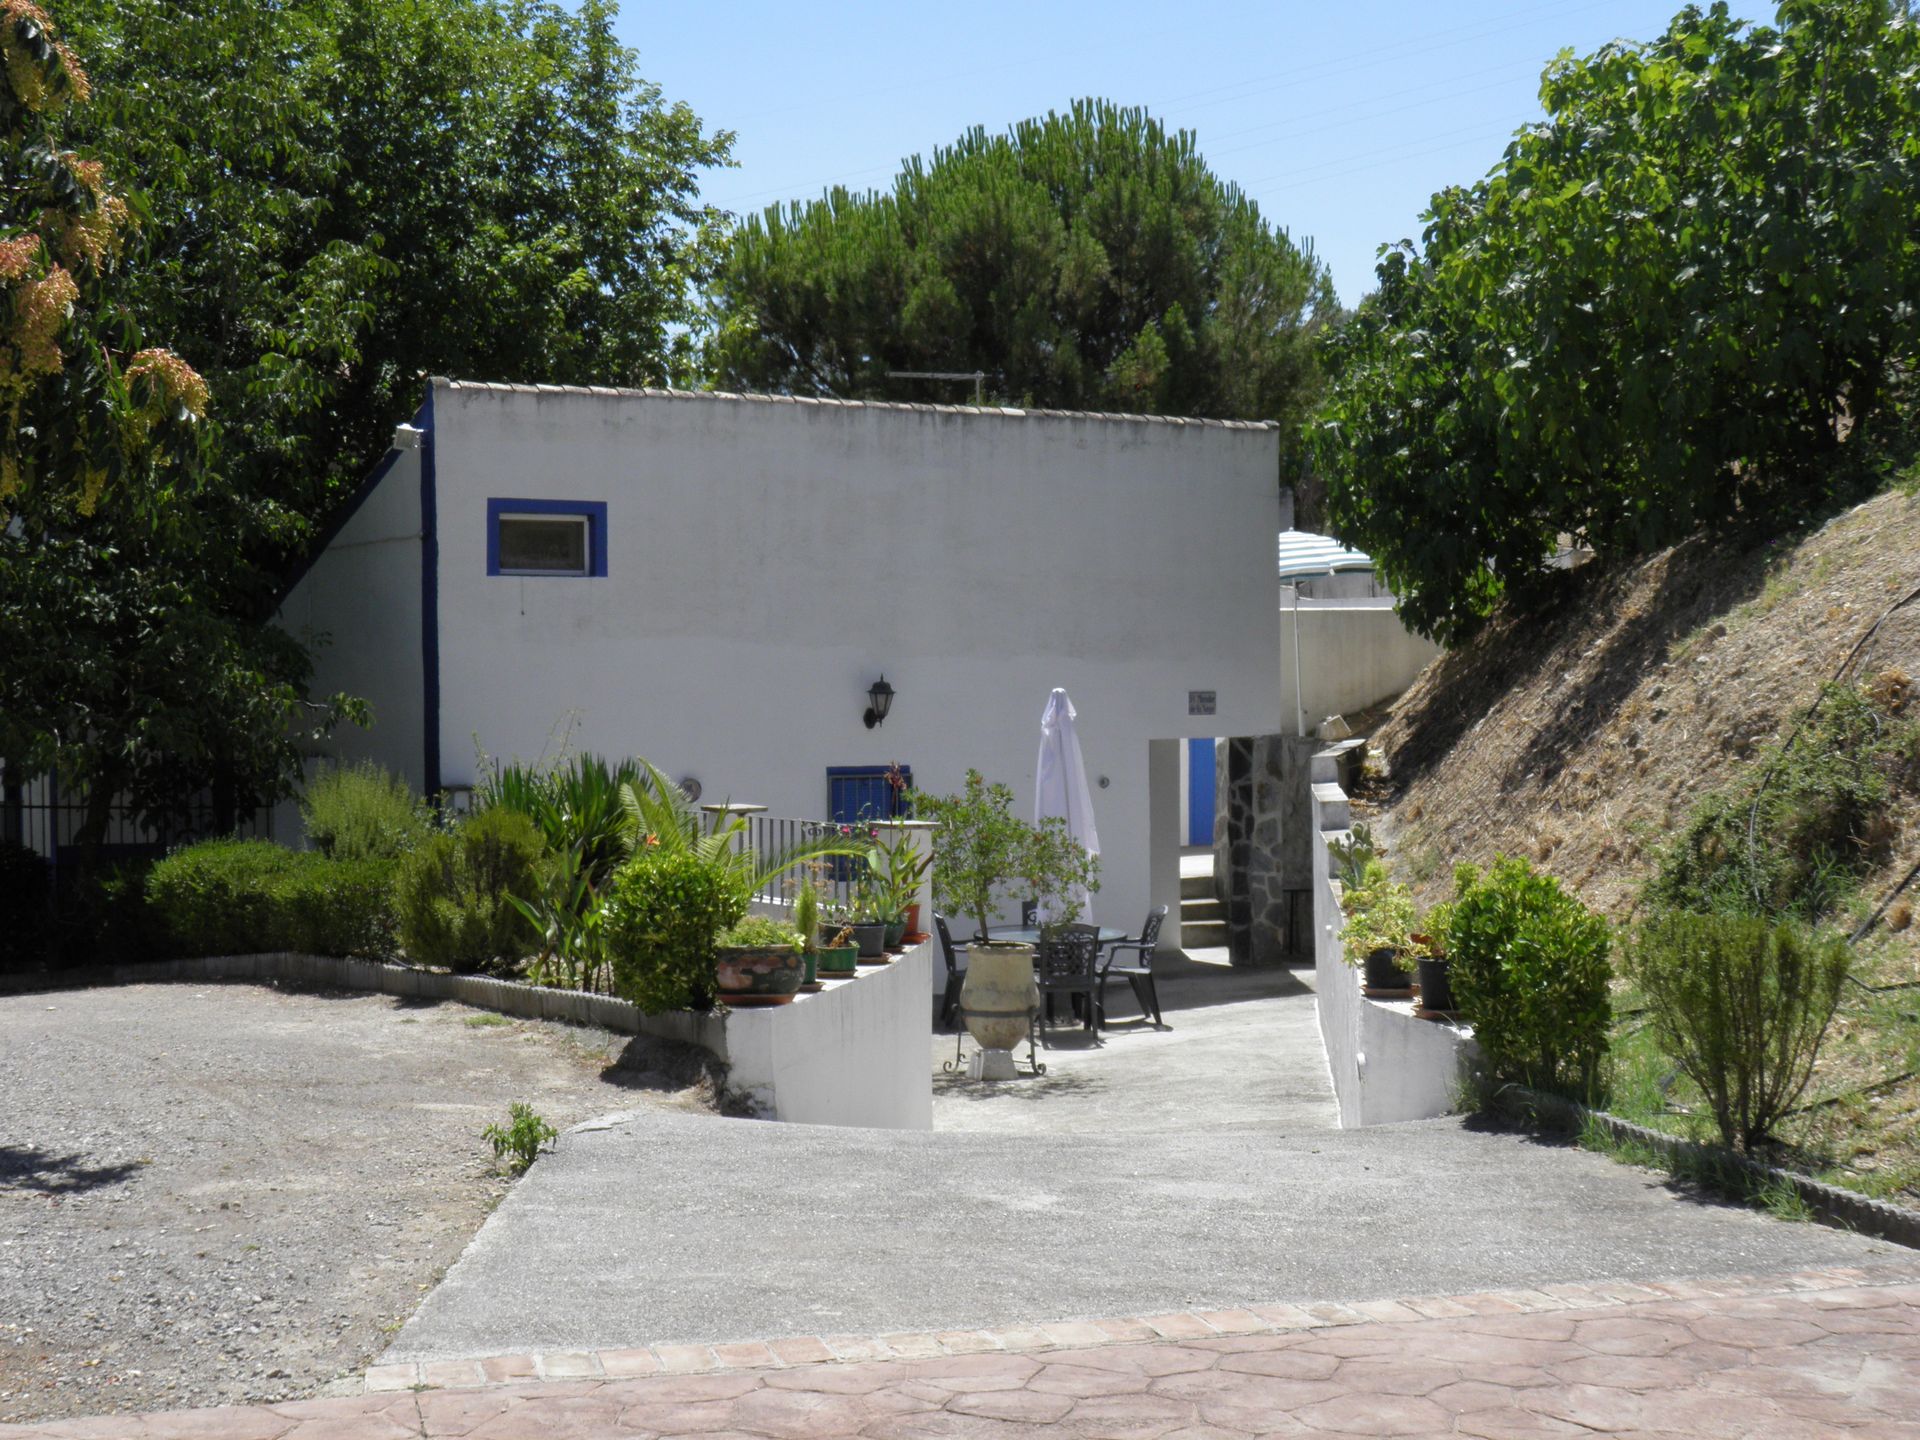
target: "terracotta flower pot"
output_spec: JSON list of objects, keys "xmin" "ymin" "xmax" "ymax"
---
[{"xmin": 960, "ymin": 941, "xmax": 1037, "ymax": 1053}]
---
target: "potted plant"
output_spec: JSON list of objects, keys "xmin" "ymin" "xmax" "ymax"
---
[
  {"xmin": 1343, "ymin": 879, "xmax": 1427, "ymax": 991},
  {"xmin": 911, "ymin": 771, "xmax": 1096, "ymax": 1077},
  {"xmin": 873, "ymin": 829, "xmax": 933, "ymax": 940},
  {"xmin": 1020, "ymin": 814, "xmax": 1101, "ymax": 939},
  {"xmin": 713, "ymin": 914, "xmax": 805, "ymax": 1000},
  {"xmin": 849, "ymin": 866, "xmax": 890, "ymax": 960},
  {"xmin": 1414, "ymin": 899, "xmax": 1457, "ymax": 1013},
  {"xmin": 792, "ymin": 879, "xmax": 822, "ymax": 988}
]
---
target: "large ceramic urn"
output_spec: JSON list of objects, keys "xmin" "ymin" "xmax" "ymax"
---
[{"xmin": 960, "ymin": 940, "xmax": 1038, "ymax": 1080}]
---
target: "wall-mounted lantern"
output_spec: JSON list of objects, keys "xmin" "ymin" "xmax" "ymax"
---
[{"xmin": 864, "ymin": 675, "xmax": 895, "ymax": 730}]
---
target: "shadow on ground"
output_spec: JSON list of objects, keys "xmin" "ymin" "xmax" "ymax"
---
[{"xmin": 0, "ymin": 1144, "xmax": 144, "ymax": 1196}]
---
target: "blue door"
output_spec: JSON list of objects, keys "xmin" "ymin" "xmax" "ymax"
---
[{"xmin": 1186, "ymin": 738, "xmax": 1215, "ymax": 846}]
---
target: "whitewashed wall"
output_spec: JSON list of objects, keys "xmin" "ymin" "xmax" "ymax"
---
[
  {"xmin": 287, "ymin": 382, "xmax": 1283, "ymax": 932},
  {"xmin": 1280, "ymin": 597, "xmax": 1440, "ymax": 733},
  {"xmin": 275, "ymin": 446, "xmax": 427, "ymax": 840}
]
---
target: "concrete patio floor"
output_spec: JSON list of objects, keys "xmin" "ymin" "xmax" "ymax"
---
[
  {"xmin": 371, "ymin": 951, "xmax": 1898, "ymax": 1367},
  {"xmin": 931, "ymin": 947, "xmax": 1339, "ymax": 1135}
]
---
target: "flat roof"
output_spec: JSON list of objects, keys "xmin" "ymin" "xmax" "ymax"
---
[{"xmin": 433, "ymin": 377, "xmax": 1281, "ymax": 433}]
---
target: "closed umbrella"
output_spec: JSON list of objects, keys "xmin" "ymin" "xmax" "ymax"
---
[{"xmin": 1034, "ymin": 688, "xmax": 1099, "ymax": 924}]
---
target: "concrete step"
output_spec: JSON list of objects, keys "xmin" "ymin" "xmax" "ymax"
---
[
  {"xmin": 1180, "ymin": 896, "xmax": 1222, "ymax": 923},
  {"xmin": 1179, "ymin": 873, "xmax": 1214, "ymax": 901},
  {"xmin": 1181, "ymin": 919, "xmax": 1229, "ymax": 947}
]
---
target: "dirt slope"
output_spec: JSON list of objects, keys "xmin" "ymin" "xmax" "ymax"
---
[{"xmin": 1367, "ymin": 487, "xmax": 1920, "ymax": 923}]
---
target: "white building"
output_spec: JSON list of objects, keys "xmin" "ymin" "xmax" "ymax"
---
[{"xmin": 276, "ymin": 379, "xmax": 1283, "ymax": 935}]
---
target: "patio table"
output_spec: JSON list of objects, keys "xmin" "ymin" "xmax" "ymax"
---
[{"xmin": 987, "ymin": 926, "xmax": 1128, "ymax": 946}]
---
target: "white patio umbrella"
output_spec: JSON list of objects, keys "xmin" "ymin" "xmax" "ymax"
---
[{"xmin": 1034, "ymin": 688, "xmax": 1099, "ymax": 924}]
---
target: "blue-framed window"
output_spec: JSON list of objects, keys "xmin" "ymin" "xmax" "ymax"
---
[{"xmin": 486, "ymin": 498, "xmax": 608, "ymax": 577}]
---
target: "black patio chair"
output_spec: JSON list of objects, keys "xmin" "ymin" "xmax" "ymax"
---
[
  {"xmin": 1098, "ymin": 905, "xmax": 1168, "ymax": 1028},
  {"xmin": 935, "ymin": 913, "xmax": 966, "ymax": 1030},
  {"xmin": 1034, "ymin": 925, "xmax": 1102, "ymax": 1036}
]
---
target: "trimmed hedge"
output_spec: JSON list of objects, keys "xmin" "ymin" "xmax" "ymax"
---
[
  {"xmin": 601, "ymin": 848, "xmax": 742, "ymax": 1014},
  {"xmin": 146, "ymin": 839, "xmax": 397, "ymax": 959}
]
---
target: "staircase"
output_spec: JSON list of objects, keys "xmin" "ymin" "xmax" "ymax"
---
[{"xmin": 1179, "ymin": 861, "xmax": 1227, "ymax": 950}]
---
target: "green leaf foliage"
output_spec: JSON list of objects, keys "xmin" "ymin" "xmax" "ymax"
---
[
  {"xmin": 707, "ymin": 100, "xmax": 1333, "ymax": 457},
  {"xmin": 0, "ymin": 3, "xmax": 354, "ymax": 854},
  {"xmin": 55, "ymin": 0, "xmax": 734, "ymax": 523},
  {"xmin": 599, "ymin": 848, "xmax": 742, "ymax": 1014},
  {"xmin": 393, "ymin": 807, "xmax": 544, "ymax": 972},
  {"xmin": 1625, "ymin": 910, "xmax": 1850, "ymax": 1151},
  {"xmin": 146, "ymin": 837, "xmax": 395, "ymax": 958},
  {"xmin": 1647, "ymin": 680, "xmax": 1919, "ymax": 921},
  {"xmin": 300, "ymin": 760, "xmax": 430, "ymax": 862},
  {"xmin": 1446, "ymin": 857, "xmax": 1613, "ymax": 1100},
  {"xmin": 1317, "ymin": 0, "xmax": 1920, "ymax": 643}
]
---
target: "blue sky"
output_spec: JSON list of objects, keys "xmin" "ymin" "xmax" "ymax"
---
[{"xmin": 616, "ymin": 1, "xmax": 1712, "ymax": 308}]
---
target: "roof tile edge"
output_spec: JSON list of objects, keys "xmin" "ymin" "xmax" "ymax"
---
[{"xmin": 428, "ymin": 376, "xmax": 1279, "ymax": 432}]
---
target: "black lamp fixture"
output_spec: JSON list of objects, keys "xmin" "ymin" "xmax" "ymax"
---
[{"xmin": 864, "ymin": 675, "xmax": 895, "ymax": 729}]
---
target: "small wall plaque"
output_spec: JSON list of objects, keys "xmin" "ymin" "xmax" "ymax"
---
[{"xmin": 1188, "ymin": 690, "xmax": 1217, "ymax": 716}]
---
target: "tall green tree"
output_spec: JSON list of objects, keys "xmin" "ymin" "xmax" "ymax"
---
[
  {"xmin": 1318, "ymin": 0, "xmax": 1920, "ymax": 645},
  {"xmin": 58, "ymin": 0, "xmax": 733, "ymax": 520},
  {"xmin": 705, "ymin": 100, "xmax": 1334, "ymax": 451},
  {"xmin": 0, "ymin": 0, "xmax": 354, "ymax": 857}
]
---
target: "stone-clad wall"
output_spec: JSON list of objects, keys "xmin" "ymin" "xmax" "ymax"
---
[{"xmin": 1213, "ymin": 735, "xmax": 1322, "ymax": 964}]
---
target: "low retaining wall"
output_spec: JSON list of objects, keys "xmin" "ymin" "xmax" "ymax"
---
[
  {"xmin": 4, "ymin": 946, "xmax": 933, "ymax": 1132},
  {"xmin": 1310, "ymin": 754, "xmax": 1479, "ymax": 1127}
]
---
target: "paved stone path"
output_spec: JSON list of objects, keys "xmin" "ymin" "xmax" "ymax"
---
[{"xmin": 9, "ymin": 1260, "xmax": 1916, "ymax": 1437}]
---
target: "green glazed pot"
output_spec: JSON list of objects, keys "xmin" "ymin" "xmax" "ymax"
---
[
  {"xmin": 884, "ymin": 917, "xmax": 907, "ymax": 950},
  {"xmin": 815, "ymin": 944, "xmax": 858, "ymax": 975}
]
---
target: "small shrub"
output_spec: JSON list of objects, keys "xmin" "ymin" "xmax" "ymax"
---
[
  {"xmin": 1447, "ymin": 857, "xmax": 1612, "ymax": 1101},
  {"xmin": 147, "ymin": 840, "xmax": 397, "ymax": 958},
  {"xmin": 1648, "ymin": 682, "xmax": 1918, "ymax": 922},
  {"xmin": 301, "ymin": 761, "xmax": 431, "ymax": 861},
  {"xmin": 1341, "ymin": 879, "xmax": 1423, "ymax": 971},
  {"xmin": 1625, "ymin": 911, "xmax": 1850, "ymax": 1152},
  {"xmin": 600, "ymin": 848, "xmax": 745, "ymax": 1013},
  {"xmin": 0, "ymin": 840, "xmax": 51, "ymax": 970},
  {"xmin": 482, "ymin": 1102, "xmax": 557, "ymax": 1172},
  {"xmin": 393, "ymin": 808, "xmax": 544, "ymax": 972},
  {"xmin": 716, "ymin": 914, "xmax": 800, "ymax": 948}
]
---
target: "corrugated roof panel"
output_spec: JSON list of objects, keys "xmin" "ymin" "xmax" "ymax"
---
[{"xmin": 1278, "ymin": 529, "xmax": 1373, "ymax": 579}]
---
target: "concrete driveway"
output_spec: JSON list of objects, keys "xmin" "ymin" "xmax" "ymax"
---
[{"xmin": 384, "ymin": 954, "xmax": 1898, "ymax": 1363}]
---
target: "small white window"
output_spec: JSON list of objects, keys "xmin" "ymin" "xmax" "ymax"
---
[{"xmin": 496, "ymin": 514, "xmax": 589, "ymax": 576}]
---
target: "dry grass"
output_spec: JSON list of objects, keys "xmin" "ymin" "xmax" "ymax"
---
[{"xmin": 1368, "ymin": 488, "xmax": 1920, "ymax": 923}]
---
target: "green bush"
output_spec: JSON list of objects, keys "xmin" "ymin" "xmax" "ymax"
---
[
  {"xmin": 147, "ymin": 839, "xmax": 396, "ymax": 958},
  {"xmin": 1648, "ymin": 682, "xmax": 1917, "ymax": 922},
  {"xmin": 301, "ymin": 761, "xmax": 431, "ymax": 861},
  {"xmin": 1447, "ymin": 857, "xmax": 1612, "ymax": 1101},
  {"xmin": 1625, "ymin": 911, "xmax": 1850, "ymax": 1153},
  {"xmin": 0, "ymin": 840, "xmax": 51, "ymax": 970},
  {"xmin": 1340, "ymin": 879, "xmax": 1424, "ymax": 971},
  {"xmin": 393, "ymin": 807, "xmax": 544, "ymax": 972},
  {"xmin": 600, "ymin": 848, "xmax": 745, "ymax": 1013},
  {"xmin": 716, "ymin": 914, "xmax": 800, "ymax": 949}
]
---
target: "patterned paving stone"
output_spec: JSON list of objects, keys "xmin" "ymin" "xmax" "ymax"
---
[{"xmin": 5, "ymin": 1267, "xmax": 1918, "ymax": 1438}]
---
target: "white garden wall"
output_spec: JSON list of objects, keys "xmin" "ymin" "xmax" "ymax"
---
[
  {"xmin": 1280, "ymin": 596, "xmax": 1440, "ymax": 733},
  {"xmin": 1311, "ymin": 751, "xmax": 1478, "ymax": 1127}
]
